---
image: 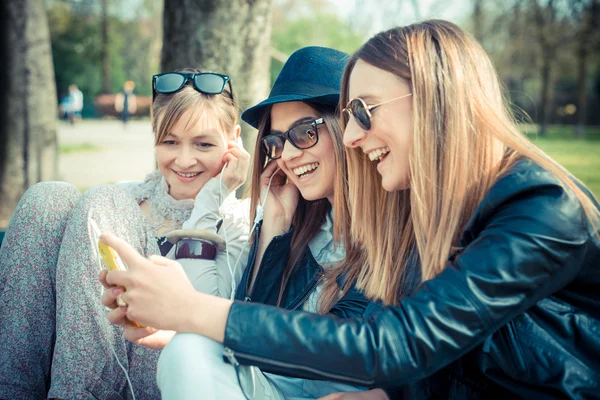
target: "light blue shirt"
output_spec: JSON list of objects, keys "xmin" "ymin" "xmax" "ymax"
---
[{"xmin": 304, "ymin": 210, "xmax": 345, "ymax": 312}]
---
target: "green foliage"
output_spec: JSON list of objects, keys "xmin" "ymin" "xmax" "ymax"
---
[
  {"xmin": 47, "ymin": 0, "xmax": 160, "ymax": 117},
  {"xmin": 270, "ymin": 12, "xmax": 364, "ymax": 84}
]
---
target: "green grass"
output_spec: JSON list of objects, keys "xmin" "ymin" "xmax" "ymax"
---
[
  {"xmin": 60, "ymin": 142, "xmax": 101, "ymax": 154},
  {"xmin": 524, "ymin": 125, "xmax": 600, "ymax": 198}
]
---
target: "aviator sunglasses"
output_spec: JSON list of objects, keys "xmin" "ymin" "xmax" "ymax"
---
[
  {"xmin": 261, "ymin": 118, "xmax": 325, "ymax": 160},
  {"xmin": 343, "ymin": 93, "xmax": 412, "ymax": 131}
]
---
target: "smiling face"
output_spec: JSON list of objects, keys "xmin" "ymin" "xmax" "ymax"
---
[
  {"xmin": 155, "ymin": 109, "xmax": 229, "ymax": 200},
  {"xmin": 270, "ymin": 101, "xmax": 336, "ymax": 203},
  {"xmin": 343, "ymin": 59, "xmax": 413, "ymax": 192}
]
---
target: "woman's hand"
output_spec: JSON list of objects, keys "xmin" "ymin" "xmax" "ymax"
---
[
  {"xmin": 100, "ymin": 234, "xmax": 198, "ymax": 331},
  {"xmin": 99, "ymin": 232, "xmax": 233, "ymax": 342},
  {"xmin": 318, "ymin": 389, "xmax": 389, "ymax": 400},
  {"xmin": 259, "ymin": 160, "xmax": 299, "ymax": 233},
  {"xmin": 219, "ymin": 139, "xmax": 251, "ymax": 192},
  {"xmin": 100, "ymin": 271, "xmax": 174, "ymax": 349}
]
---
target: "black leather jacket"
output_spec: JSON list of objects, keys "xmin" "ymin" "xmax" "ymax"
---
[
  {"xmin": 235, "ymin": 222, "xmax": 376, "ymax": 318},
  {"xmin": 223, "ymin": 160, "xmax": 600, "ymax": 399}
]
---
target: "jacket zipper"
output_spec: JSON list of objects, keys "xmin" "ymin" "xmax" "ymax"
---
[
  {"xmin": 223, "ymin": 346, "xmax": 375, "ymax": 386},
  {"xmin": 223, "ymin": 347, "xmax": 240, "ymax": 367},
  {"xmin": 289, "ymin": 272, "xmax": 324, "ymax": 311}
]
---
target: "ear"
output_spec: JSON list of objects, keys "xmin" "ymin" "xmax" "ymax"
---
[{"xmin": 232, "ymin": 124, "xmax": 241, "ymax": 140}]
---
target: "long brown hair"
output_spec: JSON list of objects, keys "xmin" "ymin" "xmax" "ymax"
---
[
  {"xmin": 333, "ymin": 20, "xmax": 600, "ymax": 306},
  {"xmin": 249, "ymin": 102, "xmax": 347, "ymax": 308}
]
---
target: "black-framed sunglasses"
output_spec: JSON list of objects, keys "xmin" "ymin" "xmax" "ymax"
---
[
  {"xmin": 342, "ymin": 93, "xmax": 412, "ymax": 131},
  {"xmin": 261, "ymin": 118, "xmax": 325, "ymax": 160},
  {"xmin": 152, "ymin": 72, "xmax": 231, "ymax": 101}
]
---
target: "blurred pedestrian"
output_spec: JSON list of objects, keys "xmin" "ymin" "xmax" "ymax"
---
[{"xmin": 115, "ymin": 80, "xmax": 138, "ymax": 127}]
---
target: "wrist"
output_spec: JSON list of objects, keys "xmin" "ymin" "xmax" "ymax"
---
[{"xmin": 186, "ymin": 291, "xmax": 233, "ymax": 343}]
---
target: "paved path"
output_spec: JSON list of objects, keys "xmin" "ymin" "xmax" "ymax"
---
[{"xmin": 59, "ymin": 119, "xmax": 155, "ymax": 189}]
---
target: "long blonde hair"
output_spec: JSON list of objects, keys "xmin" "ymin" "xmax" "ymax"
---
[{"xmin": 333, "ymin": 20, "xmax": 600, "ymax": 306}]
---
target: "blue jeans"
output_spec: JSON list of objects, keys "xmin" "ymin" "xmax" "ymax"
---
[{"xmin": 157, "ymin": 333, "xmax": 365, "ymax": 399}]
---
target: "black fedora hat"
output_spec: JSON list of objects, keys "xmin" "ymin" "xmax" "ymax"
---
[{"xmin": 241, "ymin": 46, "xmax": 349, "ymax": 129}]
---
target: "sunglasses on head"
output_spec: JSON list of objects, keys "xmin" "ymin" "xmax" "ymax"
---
[
  {"xmin": 342, "ymin": 93, "xmax": 412, "ymax": 131},
  {"xmin": 261, "ymin": 118, "xmax": 324, "ymax": 160},
  {"xmin": 152, "ymin": 72, "xmax": 232, "ymax": 101}
]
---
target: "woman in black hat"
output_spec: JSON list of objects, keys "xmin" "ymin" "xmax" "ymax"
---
[{"xmin": 101, "ymin": 46, "xmax": 381, "ymax": 399}]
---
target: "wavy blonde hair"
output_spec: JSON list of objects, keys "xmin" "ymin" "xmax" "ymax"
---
[{"xmin": 327, "ymin": 20, "xmax": 600, "ymax": 307}]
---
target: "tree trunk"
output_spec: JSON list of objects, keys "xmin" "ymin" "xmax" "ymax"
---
[
  {"xmin": 161, "ymin": 0, "xmax": 272, "ymax": 194},
  {"xmin": 0, "ymin": 0, "xmax": 58, "ymax": 227},
  {"xmin": 531, "ymin": 0, "xmax": 557, "ymax": 136},
  {"xmin": 575, "ymin": 47, "xmax": 588, "ymax": 138},
  {"xmin": 472, "ymin": 0, "xmax": 484, "ymax": 42},
  {"xmin": 574, "ymin": 0, "xmax": 599, "ymax": 138},
  {"xmin": 539, "ymin": 57, "xmax": 552, "ymax": 136},
  {"xmin": 101, "ymin": 0, "xmax": 111, "ymax": 94}
]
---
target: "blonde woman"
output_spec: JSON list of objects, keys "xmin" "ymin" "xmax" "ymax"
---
[
  {"xmin": 101, "ymin": 21, "xmax": 600, "ymax": 399},
  {"xmin": 0, "ymin": 69, "xmax": 250, "ymax": 399}
]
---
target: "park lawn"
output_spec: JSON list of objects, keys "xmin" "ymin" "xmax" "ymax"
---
[
  {"xmin": 526, "ymin": 125, "xmax": 600, "ymax": 199},
  {"xmin": 60, "ymin": 142, "xmax": 100, "ymax": 154}
]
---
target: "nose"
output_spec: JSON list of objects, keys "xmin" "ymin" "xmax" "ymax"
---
[
  {"xmin": 280, "ymin": 140, "xmax": 302, "ymax": 162},
  {"xmin": 175, "ymin": 145, "xmax": 198, "ymax": 169},
  {"xmin": 343, "ymin": 119, "xmax": 367, "ymax": 148}
]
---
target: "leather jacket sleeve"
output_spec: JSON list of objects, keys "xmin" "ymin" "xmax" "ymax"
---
[{"xmin": 223, "ymin": 176, "xmax": 595, "ymax": 387}]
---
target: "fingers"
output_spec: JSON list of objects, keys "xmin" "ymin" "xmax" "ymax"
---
[
  {"xmin": 100, "ymin": 232, "xmax": 149, "ymax": 271},
  {"xmin": 98, "ymin": 270, "xmax": 112, "ymax": 290},
  {"xmin": 220, "ymin": 141, "xmax": 250, "ymax": 192},
  {"xmin": 123, "ymin": 324, "xmax": 157, "ymax": 344},
  {"xmin": 260, "ymin": 161, "xmax": 286, "ymax": 187},
  {"xmin": 107, "ymin": 305, "xmax": 129, "ymax": 326},
  {"xmin": 105, "ymin": 270, "xmax": 131, "ymax": 288},
  {"xmin": 101, "ymin": 286, "xmax": 123, "ymax": 309}
]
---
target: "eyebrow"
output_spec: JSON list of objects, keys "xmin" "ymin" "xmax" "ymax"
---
[
  {"xmin": 166, "ymin": 131, "xmax": 221, "ymax": 140},
  {"xmin": 270, "ymin": 116, "xmax": 318, "ymax": 135}
]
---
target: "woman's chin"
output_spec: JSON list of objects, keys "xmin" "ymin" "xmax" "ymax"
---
[{"xmin": 381, "ymin": 175, "xmax": 409, "ymax": 192}]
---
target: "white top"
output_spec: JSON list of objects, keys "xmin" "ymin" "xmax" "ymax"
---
[{"xmin": 118, "ymin": 171, "xmax": 251, "ymax": 299}]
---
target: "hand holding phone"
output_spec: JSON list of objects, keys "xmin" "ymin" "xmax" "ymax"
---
[{"xmin": 89, "ymin": 216, "xmax": 144, "ymax": 328}]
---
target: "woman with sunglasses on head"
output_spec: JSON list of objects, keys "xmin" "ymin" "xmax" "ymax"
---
[
  {"xmin": 102, "ymin": 47, "xmax": 382, "ymax": 399},
  {"xmin": 101, "ymin": 21, "xmax": 600, "ymax": 399},
  {"xmin": 0, "ymin": 68, "xmax": 250, "ymax": 399}
]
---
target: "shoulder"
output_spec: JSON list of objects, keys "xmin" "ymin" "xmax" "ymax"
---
[{"xmin": 461, "ymin": 159, "xmax": 599, "ymax": 250}]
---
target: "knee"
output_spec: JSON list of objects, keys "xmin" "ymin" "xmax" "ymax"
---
[
  {"xmin": 158, "ymin": 333, "xmax": 223, "ymax": 380},
  {"xmin": 76, "ymin": 185, "xmax": 140, "ymax": 224},
  {"xmin": 80, "ymin": 184, "xmax": 135, "ymax": 210},
  {"xmin": 160, "ymin": 333, "xmax": 222, "ymax": 366},
  {"xmin": 21, "ymin": 182, "xmax": 79, "ymax": 208},
  {"xmin": 15, "ymin": 182, "xmax": 79, "ymax": 220}
]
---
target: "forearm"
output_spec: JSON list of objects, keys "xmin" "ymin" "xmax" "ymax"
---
[{"xmin": 184, "ymin": 291, "xmax": 233, "ymax": 343}]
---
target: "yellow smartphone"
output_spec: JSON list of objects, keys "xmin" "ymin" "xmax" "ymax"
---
[{"xmin": 88, "ymin": 216, "xmax": 145, "ymax": 328}]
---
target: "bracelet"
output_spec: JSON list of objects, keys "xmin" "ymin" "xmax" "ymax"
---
[{"xmin": 175, "ymin": 238, "xmax": 218, "ymax": 260}]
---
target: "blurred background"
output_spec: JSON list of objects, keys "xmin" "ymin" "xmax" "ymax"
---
[{"xmin": 0, "ymin": 0, "xmax": 599, "ymax": 231}]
